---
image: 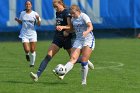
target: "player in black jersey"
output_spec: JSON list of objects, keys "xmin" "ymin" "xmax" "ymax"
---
[
  {"xmin": 30, "ymin": 0, "xmax": 73, "ymax": 81},
  {"xmin": 30, "ymin": 0, "xmax": 94, "ymax": 82}
]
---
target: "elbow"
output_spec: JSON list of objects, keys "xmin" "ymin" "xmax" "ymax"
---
[
  {"xmin": 91, "ymin": 25, "xmax": 93, "ymax": 31},
  {"xmin": 90, "ymin": 26, "xmax": 93, "ymax": 31},
  {"xmin": 69, "ymin": 24, "xmax": 73, "ymax": 31},
  {"xmin": 19, "ymin": 21, "xmax": 22, "ymax": 24}
]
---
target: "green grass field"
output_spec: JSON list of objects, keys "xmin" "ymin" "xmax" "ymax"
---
[{"xmin": 0, "ymin": 38, "xmax": 140, "ymax": 93}]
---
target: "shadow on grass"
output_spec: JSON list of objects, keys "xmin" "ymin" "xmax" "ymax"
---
[{"xmin": 0, "ymin": 80, "xmax": 68, "ymax": 85}]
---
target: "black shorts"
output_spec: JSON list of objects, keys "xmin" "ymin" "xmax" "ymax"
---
[{"xmin": 52, "ymin": 35, "xmax": 72, "ymax": 49}]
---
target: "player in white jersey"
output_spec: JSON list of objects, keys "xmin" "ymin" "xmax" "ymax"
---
[
  {"xmin": 15, "ymin": 0, "xmax": 41, "ymax": 67},
  {"xmin": 55, "ymin": 5, "xmax": 95, "ymax": 85}
]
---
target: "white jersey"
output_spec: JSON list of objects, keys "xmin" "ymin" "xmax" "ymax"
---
[
  {"xmin": 71, "ymin": 12, "xmax": 95, "ymax": 50},
  {"xmin": 19, "ymin": 10, "xmax": 41, "ymax": 40},
  {"xmin": 71, "ymin": 12, "xmax": 94, "ymax": 41}
]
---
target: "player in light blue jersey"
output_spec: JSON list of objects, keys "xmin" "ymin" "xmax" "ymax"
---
[
  {"xmin": 54, "ymin": 5, "xmax": 95, "ymax": 85},
  {"xmin": 15, "ymin": 0, "xmax": 41, "ymax": 67}
]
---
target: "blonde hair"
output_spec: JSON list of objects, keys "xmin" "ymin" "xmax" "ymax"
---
[
  {"xmin": 70, "ymin": 5, "xmax": 81, "ymax": 13},
  {"xmin": 53, "ymin": 0, "xmax": 66, "ymax": 8}
]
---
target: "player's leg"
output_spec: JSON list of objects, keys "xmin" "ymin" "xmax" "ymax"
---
[
  {"xmin": 53, "ymin": 48, "xmax": 80, "ymax": 80},
  {"xmin": 64, "ymin": 39, "xmax": 81, "ymax": 74},
  {"xmin": 69, "ymin": 37, "xmax": 94, "ymax": 69},
  {"xmin": 22, "ymin": 39, "xmax": 30, "ymax": 61},
  {"xmin": 30, "ymin": 42, "xmax": 36, "ymax": 67},
  {"xmin": 30, "ymin": 43, "xmax": 60, "ymax": 81},
  {"xmin": 30, "ymin": 36, "xmax": 64, "ymax": 81},
  {"xmin": 64, "ymin": 39, "xmax": 80, "ymax": 75},
  {"xmin": 65, "ymin": 48, "xmax": 80, "ymax": 73},
  {"xmin": 81, "ymin": 46, "xmax": 93, "ymax": 85},
  {"xmin": 37, "ymin": 43, "xmax": 60, "ymax": 77},
  {"xmin": 76, "ymin": 56, "xmax": 94, "ymax": 70}
]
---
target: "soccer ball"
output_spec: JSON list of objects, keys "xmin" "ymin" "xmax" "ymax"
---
[{"xmin": 54, "ymin": 64, "xmax": 66, "ymax": 76}]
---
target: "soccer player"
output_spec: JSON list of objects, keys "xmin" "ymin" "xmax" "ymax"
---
[
  {"xmin": 54, "ymin": 5, "xmax": 95, "ymax": 85},
  {"xmin": 15, "ymin": 0, "xmax": 41, "ymax": 67},
  {"xmin": 30, "ymin": 0, "xmax": 94, "ymax": 82}
]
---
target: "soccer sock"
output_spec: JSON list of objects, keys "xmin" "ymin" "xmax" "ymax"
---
[
  {"xmin": 76, "ymin": 56, "xmax": 92, "ymax": 64},
  {"xmin": 26, "ymin": 52, "xmax": 29, "ymax": 55},
  {"xmin": 81, "ymin": 62, "xmax": 88, "ymax": 84},
  {"xmin": 30, "ymin": 52, "xmax": 36, "ymax": 65},
  {"xmin": 37, "ymin": 55, "xmax": 52, "ymax": 77},
  {"xmin": 65, "ymin": 62, "xmax": 74, "ymax": 74}
]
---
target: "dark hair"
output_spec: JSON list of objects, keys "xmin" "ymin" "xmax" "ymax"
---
[{"xmin": 25, "ymin": 0, "xmax": 32, "ymax": 5}]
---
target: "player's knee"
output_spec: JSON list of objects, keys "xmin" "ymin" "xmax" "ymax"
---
[
  {"xmin": 25, "ymin": 49, "xmax": 30, "ymax": 53},
  {"xmin": 81, "ymin": 56, "xmax": 88, "ymax": 62},
  {"xmin": 30, "ymin": 49, "xmax": 35, "ymax": 53}
]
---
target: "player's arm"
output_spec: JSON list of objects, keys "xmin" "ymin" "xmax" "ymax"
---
[
  {"xmin": 15, "ymin": 17, "xmax": 22, "ymax": 24},
  {"xmin": 82, "ymin": 14, "xmax": 93, "ymax": 37},
  {"xmin": 36, "ymin": 15, "xmax": 41, "ymax": 26},
  {"xmin": 56, "ymin": 17, "xmax": 73, "ymax": 31},
  {"xmin": 83, "ymin": 22, "xmax": 93, "ymax": 37}
]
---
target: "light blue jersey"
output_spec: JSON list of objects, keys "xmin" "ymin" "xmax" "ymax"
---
[
  {"xmin": 71, "ymin": 12, "xmax": 95, "ymax": 50},
  {"xmin": 71, "ymin": 12, "xmax": 94, "ymax": 41}
]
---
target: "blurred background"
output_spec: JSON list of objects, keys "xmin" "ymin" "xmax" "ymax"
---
[{"xmin": 0, "ymin": 0, "xmax": 140, "ymax": 41}]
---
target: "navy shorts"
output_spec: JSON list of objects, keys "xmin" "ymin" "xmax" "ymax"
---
[{"xmin": 52, "ymin": 35, "xmax": 72, "ymax": 49}]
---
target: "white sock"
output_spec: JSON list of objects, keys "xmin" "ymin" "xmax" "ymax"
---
[
  {"xmin": 26, "ymin": 52, "xmax": 29, "ymax": 55},
  {"xmin": 81, "ymin": 62, "xmax": 88, "ymax": 84},
  {"xmin": 30, "ymin": 52, "xmax": 36, "ymax": 65},
  {"xmin": 65, "ymin": 62, "xmax": 74, "ymax": 74}
]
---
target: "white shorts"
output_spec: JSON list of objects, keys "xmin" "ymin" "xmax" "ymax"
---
[
  {"xmin": 72, "ymin": 39, "xmax": 95, "ymax": 50},
  {"xmin": 19, "ymin": 32, "xmax": 37, "ymax": 43},
  {"xmin": 21, "ymin": 37, "xmax": 37, "ymax": 43}
]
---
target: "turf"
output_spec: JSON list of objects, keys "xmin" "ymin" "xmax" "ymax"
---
[{"xmin": 0, "ymin": 38, "xmax": 140, "ymax": 93}]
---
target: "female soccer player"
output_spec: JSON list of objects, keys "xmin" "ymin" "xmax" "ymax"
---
[
  {"xmin": 54, "ymin": 5, "xmax": 95, "ymax": 85},
  {"xmin": 15, "ymin": 0, "xmax": 41, "ymax": 67},
  {"xmin": 30, "ymin": 0, "xmax": 94, "ymax": 82}
]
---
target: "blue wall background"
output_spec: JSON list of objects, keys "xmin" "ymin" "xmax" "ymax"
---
[{"xmin": 0, "ymin": 0, "xmax": 140, "ymax": 32}]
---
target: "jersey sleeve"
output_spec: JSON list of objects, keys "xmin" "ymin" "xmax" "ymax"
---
[
  {"xmin": 35, "ymin": 12, "xmax": 41, "ymax": 21},
  {"xmin": 82, "ymin": 13, "xmax": 91, "ymax": 24},
  {"xmin": 65, "ymin": 9, "xmax": 71, "ymax": 18},
  {"xmin": 19, "ymin": 11, "xmax": 23, "ymax": 20}
]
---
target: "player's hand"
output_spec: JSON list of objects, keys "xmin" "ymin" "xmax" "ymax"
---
[
  {"xmin": 83, "ymin": 31, "xmax": 88, "ymax": 37},
  {"xmin": 15, "ymin": 17, "xmax": 22, "ymax": 24},
  {"xmin": 35, "ymin": 15, "xmax": 39, "ymax": 21},
  {"xmin": 15, "ymin": 17, "xmax": 19, "ymax": 21},
  {"xmin": 56, "ymin": 26, "xmax": 63, "ymax": 31}
]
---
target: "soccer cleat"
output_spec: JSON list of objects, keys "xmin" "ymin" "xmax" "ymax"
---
[
  {"xmin": 88, "ymin": 60, "xmax": 94, "ymax": 70},
  {"xmin": 26, "ymin": 55, "xmax": 30, "ymax": 61},
  {"xmin": 81, "ymin": 80, "xmax": 87, "ymax": 85},
  {"xmin": 81, "ymin": 82, "xmax": 87, "ymax": 85},
  {"xmin": 30, "ymin": 65, "xmax": 34, "ymax": 67},
  {"xmin": 52, "ymin": 70, "xmax": 65, "ymax": 80},
  {"xmin": 30, "ymin": 72, "xmax": 38, "ymax": 82}
]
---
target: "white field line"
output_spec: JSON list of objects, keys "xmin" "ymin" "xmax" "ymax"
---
[{"xmin": 94, "ymin": 61, "xmax": 124, "ymax": 70}]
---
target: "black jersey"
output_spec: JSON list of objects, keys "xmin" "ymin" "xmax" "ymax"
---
[
  {"xmin": 55, "ymin": 8, "xmax": 71, "ymax": 38},
  {"xmin": 52, "ymin": 8, "xmax": 74, "ymax": 49}
]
